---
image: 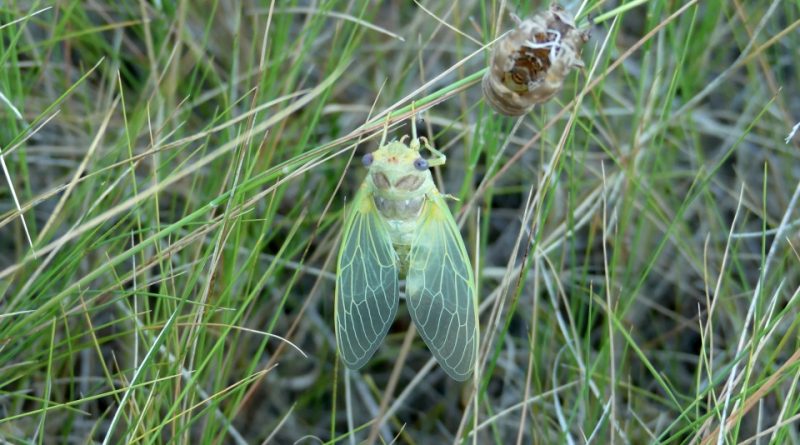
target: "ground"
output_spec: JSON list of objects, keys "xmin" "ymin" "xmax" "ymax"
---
[{"xmin": 0, "ymin": 1, "xmax": 799, "ymax": 444}]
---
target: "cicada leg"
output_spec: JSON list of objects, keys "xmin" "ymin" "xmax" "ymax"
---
[
  {"xmin": 379, "ymin": 114, "xmax": 391, "ymax": 147},
  {"xmin": 420, "ymin": 137, "xmax": 446, "ymax": 167}
]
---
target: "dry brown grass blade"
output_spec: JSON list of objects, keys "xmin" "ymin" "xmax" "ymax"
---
[{"xmin": 699, "ymin": 348, "xmax": 800, "ymax": 445}]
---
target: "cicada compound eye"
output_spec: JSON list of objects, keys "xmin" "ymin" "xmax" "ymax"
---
[
  {"xmin": 362, "ymin": 152, "xmax": 374, "ymax": 167},
  {"xmin": 413, "ymin": 157, "xmax": 429, "ymax": 171}
]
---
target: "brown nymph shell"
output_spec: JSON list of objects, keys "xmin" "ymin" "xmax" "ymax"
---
[{"xmin": 482, "ymin": 5, "xmax": 589, "ymax": 116}]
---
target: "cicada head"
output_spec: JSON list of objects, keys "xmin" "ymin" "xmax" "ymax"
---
[
  {"xmin": 363, "ymin": 139, "xmax": 433, "ymax": 197},
  {"xmin": 483, "ymin": 5, "xmax": 590, "ymax": 116}
]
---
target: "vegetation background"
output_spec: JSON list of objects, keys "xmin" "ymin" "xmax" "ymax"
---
[{"xmin": 1, "ymin": 0, "xmax": 799, "ymax": 443}]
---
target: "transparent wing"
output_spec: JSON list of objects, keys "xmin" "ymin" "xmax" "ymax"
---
[
  {"xmin": 406, "ymin": 192, "xmax": 478, "ymax": 381},
  {"xmin": 335, "ymin": 186, "xmax": 399, "ymax": 370}
]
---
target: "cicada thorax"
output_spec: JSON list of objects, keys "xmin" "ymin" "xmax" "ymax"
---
[
  {"xmin": 373, "ymin": 194, "xmax": 425, "ymax": 221},
  {"xmin": 364, "ymin": 140, "xmax": 437, "ymax": 275}
]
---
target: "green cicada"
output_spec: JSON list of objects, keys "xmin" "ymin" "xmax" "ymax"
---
[{"xmin": 335, "ymin": 121, "xmax": 478, "ymax": 381}]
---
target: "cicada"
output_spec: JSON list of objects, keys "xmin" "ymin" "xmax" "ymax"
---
[{"xmin": 335, "ymin": 121, "xmax": 478, "ymax": 381}]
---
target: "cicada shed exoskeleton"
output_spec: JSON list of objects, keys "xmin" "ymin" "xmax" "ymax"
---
[{"xmin": 483, "ymin": 5, "xmax": 590, "ymax": 115}]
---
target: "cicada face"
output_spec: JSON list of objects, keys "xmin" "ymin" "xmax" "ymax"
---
[{"xmin": 365, "ymin": 141, "xmax": 432, "ymax": 193}]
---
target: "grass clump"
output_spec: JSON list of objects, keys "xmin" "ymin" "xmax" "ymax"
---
[{"xmin": 1, "ymin": 1, "xmax": 799, "ymax": 443}]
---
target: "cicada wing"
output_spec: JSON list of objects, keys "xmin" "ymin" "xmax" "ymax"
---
[
  {"xmin": 335, "ymin": 186, "xmax": 399, "ymax": 370},
  {"xmin": 406, "ymin": 193, "xmax": 478, "ymax": 381}
]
